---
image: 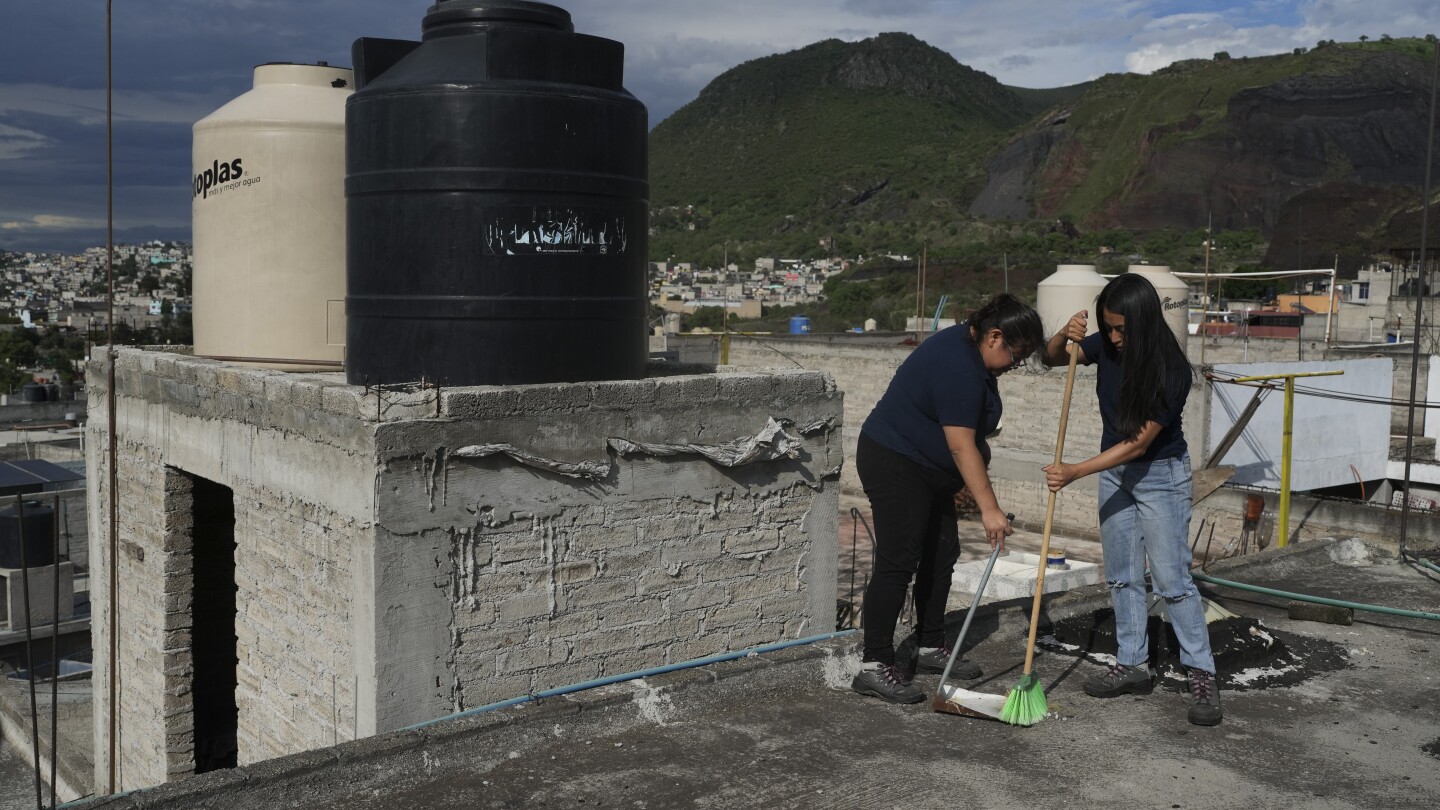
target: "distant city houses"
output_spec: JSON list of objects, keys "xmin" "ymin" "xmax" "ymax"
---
[
  {"xmin": 1, "ymin": 241, "xmax": 192, "ymax": 333},
  {"xmin": 651, "ymin": 256, "xmax": 845, "ymax": 319}
]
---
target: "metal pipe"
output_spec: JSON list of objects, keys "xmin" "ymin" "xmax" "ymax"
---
[
  {"xmin": 1325, "ymin": 267, "xmax": 1337, "ymax": 348},
  {"xmin": 1400, "ymin": 40, "xmax": 1440, "ymax": 564},
  {"xmin": 16, "ymin": 500, "xmax": 43, "ymax": 809},
  {"xmin": 1204, "ymin": 382, "xmax": 1271, "ymax": 468},
  {"xmin": 1192, "ymin": 571, "xmax": 1440, "ymax": 621},
  {"xmin": 1280, "ymin": 376, "xmax": 1295, "ymax": 547},
  {"xmin": 402, "ymin": 630, "xmax": 857, "ymax": 732},
  {"xmin": 51, "ymin": 492, "xmax": 60, "ymax": 810}
]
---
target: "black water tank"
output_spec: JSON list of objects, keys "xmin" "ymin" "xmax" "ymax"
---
[
  {"xmin": 345, "ymin": 0, "xmax": 649, "ymax": 386},
  {"xmin": 21, "ymin": 382, "xmax": 46, "ymax": 403},
  {"xmin": 0, "ymin": 502, "xmax": 56, "ymax": 569}
]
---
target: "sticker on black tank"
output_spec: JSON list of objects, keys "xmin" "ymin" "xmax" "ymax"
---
[{"xmin": 485, "ymin": 207, "xmax": 628, "ymax": 256}]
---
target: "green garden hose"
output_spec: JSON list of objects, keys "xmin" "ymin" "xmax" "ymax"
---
[{"xmin": 1191, "ymin": 571, "xmax": 1440, "ymax": 622}]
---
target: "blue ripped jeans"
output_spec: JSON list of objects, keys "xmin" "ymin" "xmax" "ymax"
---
[{"xmin": 1097, "ymin": 453, "xmax": 1216, "ymax": 674}]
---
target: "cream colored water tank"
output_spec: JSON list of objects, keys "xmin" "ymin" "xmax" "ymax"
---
[
  {"xmin": 192, "ymin": 62, "xmax": 352, "ymax": 370},
  {"xmin": 1126, "ymin": 265, "xmax": 1190, "ymax": 347},
  {"xmin": 1037, "ymin": 264, "xmax": 1106, "ymax": 340}
]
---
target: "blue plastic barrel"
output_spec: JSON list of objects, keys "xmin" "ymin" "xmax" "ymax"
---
[{"xmin": 789, "ymin": 316, "xmax": 811, "ymax": 334}]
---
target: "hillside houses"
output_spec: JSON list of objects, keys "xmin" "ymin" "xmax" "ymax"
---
[
  {"xmin": 1, "ymin": 241, "xmax": 191, "ymax": 331},
  {"xmin": 651, "ymin": 256, "xmax": 845, "ymax": 317}
]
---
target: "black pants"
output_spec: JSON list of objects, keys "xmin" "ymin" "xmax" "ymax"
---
[{"xmin": 858, "ymin": 431, "xmax": 963, "ymax": 666}]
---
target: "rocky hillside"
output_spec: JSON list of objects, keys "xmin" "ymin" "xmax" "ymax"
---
[
  {"xmin": 981, "ymin": 39, "xmax": 1438, "ymax": 269},
  {"xmin": 651, "ymin": 34, "xmax": 1438, "ymax": 271}
]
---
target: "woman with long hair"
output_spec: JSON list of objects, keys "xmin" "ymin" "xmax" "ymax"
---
[
  {"xmin": 1041, "ymin": 273, "xmax": 1221, "ymax": 726},
  {"xmin": 852, "ymin": 293, "xmax": 1045, "ymax": 704}
]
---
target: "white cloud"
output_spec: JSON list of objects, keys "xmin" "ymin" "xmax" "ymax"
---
[
  {"xmin": 0, "ymin": 123, "xmax": 49, "ymax": 160},
  {"xmin": 0, "ymin": 214, "xmax": 104, "ymax": 231},
  {"xmin": 0, "ymin": 83, "xmax": 218, "ymax": 127}
]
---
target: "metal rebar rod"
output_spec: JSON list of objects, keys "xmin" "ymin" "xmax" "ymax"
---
[{"xmin": 105, "ymin": 0, "xmax": 120, "ymax": 793}]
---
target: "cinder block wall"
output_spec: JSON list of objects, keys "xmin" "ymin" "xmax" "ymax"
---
[
  {"xmin": 87, "ymin": 349, "xmax": 374, "ymax": 792},
  {"xmin": 366, "ymin": 370, "xmax": 842, "ymax": 730},
  {"xmin": 727, "ymin": 336, "xmax": 905, "ymax": 495},
  {"xmin": 88, "ymin": 349, "xmax": 841, "ymax": 790}
]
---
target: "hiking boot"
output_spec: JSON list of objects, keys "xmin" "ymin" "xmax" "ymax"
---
[
  {"xmin": 1083, "ymin": 662, "xmax": 1155, "ymax": 698},
  {"xmin": 852, "ymin": 663, "xmax": 925, "ymax": 704},
  {"xmin": 913, "ymin": 646, "xmax": 982, "ymax": 679},
  {"xmin": 1187, "ymin": 668, "xmax": 1223, "ymax": 726}
]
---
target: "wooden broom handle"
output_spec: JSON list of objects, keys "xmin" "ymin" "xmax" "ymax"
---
[{"xmin": 1022, "ymin": 342, "xmax": 1079, "ymax": 675}]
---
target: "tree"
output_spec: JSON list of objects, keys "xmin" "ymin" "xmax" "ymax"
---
[
  {"xmin": 1213, "ymin": 51, "xmax": 1231, "ymax": 61},
  {"xmin": 685, "ymin": 306, "xmax": 727, "ymax": 331},
  {"xmin": 0, "ymin": 360, "xmax": 31, "ymax": 395},
  {"xmin": 1359, "ymin": 35, "xmax": 1369, "ymax": 44},
  {"xmin": 0, "ymin": 329, "xmax": 39, "ymax": 367}
]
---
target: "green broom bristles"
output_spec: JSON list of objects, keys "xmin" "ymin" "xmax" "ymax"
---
[{"xmin": 999, "ymin": 672, "xmax": 1048, "ymax": 726}]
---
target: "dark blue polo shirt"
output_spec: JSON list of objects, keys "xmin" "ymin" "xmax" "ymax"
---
[
  {"xmin": 1079, "ymin": 331, "xmax": 1189, "ymax": 461},
  {"xmin": 862, "ymin": 324, "xmax": 1001, "ymax": 476}
]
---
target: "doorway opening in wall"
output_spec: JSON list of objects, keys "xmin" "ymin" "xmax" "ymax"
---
[{"xmin": 190, "ymin": 474, "xmax": 237, "ymax": 773}]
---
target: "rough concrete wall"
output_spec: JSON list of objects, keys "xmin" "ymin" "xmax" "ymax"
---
[
  {"xmin": 87, "ymin": 349, "xmax": 375, "ymax": 792},
  {"xmin": 726, "ymin": 334, "xmax": 1223, "ymax": 538},
  {"xmin": 725, "ymin": 335, "xmax": 1127, "ymax": 533},
  {"xmin": 367, "ymin": 370, "xmax": 843, "ymax": 731},
  {"xmin": 84, "ymin": 414, "xmax": 172, "ymax": 791},
  {"xmin": 726, "ymin": 337, "xmax": 905, "ymax": 495},
  {"xmin": 231, "ymin": 481, "xmax": 360, "ymax": 762}
]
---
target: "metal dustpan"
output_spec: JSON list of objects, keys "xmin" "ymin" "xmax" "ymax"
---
[{"xmin": 931, "ymin": 541, "xmax": 1006, "ymax": 720}]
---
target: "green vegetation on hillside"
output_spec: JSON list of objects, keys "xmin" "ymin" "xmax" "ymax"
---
[
  {"xmin": 649, "ymin": 32, "xmax": 1436, "ymax": 276},
  {"xmin": 650, "ymin": 33, "xmax": 1038, "ymax": 264}
]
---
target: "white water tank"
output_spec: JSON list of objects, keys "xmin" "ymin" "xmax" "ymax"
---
[
  {"xmin": 192, "ymin": 62, "xmax": 353, "ymax": 370},
  {"xmin": 1037, "ymin": 264, "xmax": 1106, "ymax": 340},
  {"xmin": 1126, "ymin": 265, "xmax": 1190, "ymax": 348}
]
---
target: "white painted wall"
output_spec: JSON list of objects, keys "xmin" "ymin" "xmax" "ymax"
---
[
  {"xmin": 1209, "ymin": 358, "xmax": 1391, "ymax": 490},
  {"xmin": 1423, "ymin": 355, "xmax": 1440, "ymax": 453}
]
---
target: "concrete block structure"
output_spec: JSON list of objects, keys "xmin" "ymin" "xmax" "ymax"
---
[{"xmin": 86, "ymin": 348, "xmax": 841, "ymax": 792}]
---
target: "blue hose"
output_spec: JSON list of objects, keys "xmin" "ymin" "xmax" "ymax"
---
[
  {"xmin": 403, "ymin": 629, "xmax": 857, "ymax": 731},
  {"xmin": 1191, "ymin": 571, "xmax": 1440, "ymax": 621}
]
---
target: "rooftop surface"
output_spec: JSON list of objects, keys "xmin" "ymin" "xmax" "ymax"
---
[{"xmin": 64, "ymin": 537, "xmax": 1440, "ymax": 810}]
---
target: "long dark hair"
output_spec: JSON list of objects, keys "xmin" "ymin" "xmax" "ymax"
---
[
  {"xmin": 968, "ymin": 293, "xmax": 1046, "ymax": 358},
  {"xmin": 1095, "ymin": 273, "xmax": 1193, "ymax": 439}
]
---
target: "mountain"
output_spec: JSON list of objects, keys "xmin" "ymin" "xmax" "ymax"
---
[
  {"xmin": 649, "ymin": 34, "xmax": 1438, "ymax": 273},
  {"xmin": 648, "ymin": 33, "xmax": 1087, "ymax": 265},
  {"xmin": 984, "ymin": 38, "xmax": 1439, "ymax": 270}
]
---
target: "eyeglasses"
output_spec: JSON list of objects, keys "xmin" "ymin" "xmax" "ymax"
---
[{"xmin": 1004, "ymin": 341, "xmax": 1024, "ymax": 370}]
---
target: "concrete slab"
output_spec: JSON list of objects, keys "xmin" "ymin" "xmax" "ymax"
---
[
  {"xmin": 950, "ymin": 551, "xmax": 1103, "ymax": 603},
  {"xmin": 60, "ymin": 538, "xmax": 1440, "ymax": 810}
]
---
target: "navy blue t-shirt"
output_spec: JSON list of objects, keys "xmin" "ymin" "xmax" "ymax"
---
[
  {"xmin": 1078, "ymin": 331, "xmax": 1189, "ymax": 461},
  {"xmin": 862, "ymin": 324, "xmax": 1001, "ymax": 476}
]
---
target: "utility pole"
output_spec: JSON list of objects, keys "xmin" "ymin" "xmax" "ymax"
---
[{"xmin": 1201, "ymin": 214, "xmax": 1212, "ymax": 365}]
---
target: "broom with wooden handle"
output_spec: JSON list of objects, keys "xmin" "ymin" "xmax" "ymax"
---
[{"xmin": 999, "ymin": 340, "xmax": 1079, "ymax": 726}]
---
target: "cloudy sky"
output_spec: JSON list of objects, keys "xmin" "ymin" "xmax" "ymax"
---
[{"xmin": 1, "ymin": 0, "xmax": 1436, "ymax": 253}]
